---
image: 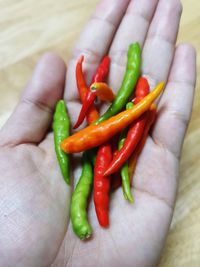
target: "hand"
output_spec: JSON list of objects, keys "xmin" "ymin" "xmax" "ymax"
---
[{"xmin": 0, "ymin": 0, "xmax": 196, "ymax": 267}]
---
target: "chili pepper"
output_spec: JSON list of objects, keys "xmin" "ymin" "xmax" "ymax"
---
[
  {"xmin": 74, "ymin": 56, "xmax": 110, "ymax": 129},
  {"xmin": 90, "ymin": 82, "xmax": 115, "ymax": 102},
  {"xmin": 104, "ymin": 77, "xmax": 150, "ymax": 176},
  {"xmin": 94, "ymin": 142, "xmax": 112, "ymax": 227},
  {"xmin": 70, "ymin": 152, "xmax": 93, "ymax": 239},
  {"xmin": 53, "ymin": 100, "xmax": 70, "ymax": 184},
  {"xmin": 95, "ymin": 42, "xmax": 141, "ymax": 125},
  {"xmin": 118, "ymin": 134, "xmax": 134, "ymax": 203},
  {"xmin": 126, "ymin": 102, "xmax": 135, "ymax": 109},
  {"xmin": 75, "ymin": 55, "xmax": 99, "ymax": 125},
  {"xmin": 61, "ymin": 81, "xmax": 164, "ymax": 153},
  {"xmin": 128, "ymin": 104, "xmax": 157, "ymax": 180},
  {"xmin": 121, "ymin": 162, "xmax": 133, "ymax": 202},
  {"xmin": 91, "ymin": 56, "xmax": 110, "ymax": 83},
  {"xmin": 134, "ymin": 77, "xmax": 151, "ymax": 103}
]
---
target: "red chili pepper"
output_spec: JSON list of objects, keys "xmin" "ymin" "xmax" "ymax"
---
[
  {"xmin": 104, "ymin": 77, "xmax": 150, "ymax": 176},
  {"xmin": 94, "ymin": 142, "xmax": 112, "ymax": 227},
  {"xmin": 105, "ymin": 114, "xmax": 147, "ymax": 176},
  {"xmin": 91, "ymin": 56, "xmax": 110, "ymax": 83},
  {"xmin": 75, "ymin": 56, "xmax": 87, "ymax": 101},
  {"xmin": 134, "ymin": 77, "xmax": 150, "ymax": 102},
  {"xmin": 128, "ymin": 103, "xmax": 157, "ymax": 182},
  {"xmin": 75, "ymin": 55, "xmax": 99, "ymax": 125},
  {"xmin": 74, "ymin": 56, "xmax": 110, "ymax": 129}
]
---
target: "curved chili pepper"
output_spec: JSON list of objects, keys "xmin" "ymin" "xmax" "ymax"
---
[
  {"xmin": 75, "ymin": 55, "xmax": 99, "ymax": 126},
  {"xmin": 104, "ymin": 77, "xmax": 150, "ymax": 176},
  {"xmin": 90, "ymin": 82, "xmax": 115, "ymax": 102},
  {"xmin": 74, "ymin": 56, "xmax": 110, "ymax": 129},
  {"xmin": 94, "ymin": 142, "xmax": 112, "ymax": 227},
  {"xmin": 53, "ymin": 100, "xmax": 70, "ymax": 184},
  {"xmin": 95, "ymin": 42, "xmax": 141, "ymax": 125},
  {"xmin": 128, "ymin": 104, "xmax": 157, "ymax": 181},
  {"xmin": 70, "ymin": 152, "xmax": 93, "ymax": 239},
  {"xmin": 61, "ymin": 81, "xmax": 165, "ymax": 153}
]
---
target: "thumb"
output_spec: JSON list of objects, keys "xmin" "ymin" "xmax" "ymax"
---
[{"xmin": 0, "ymin": 53, "xmax": 66, "ymax": 146}]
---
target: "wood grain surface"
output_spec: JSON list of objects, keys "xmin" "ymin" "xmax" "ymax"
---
[{"xmin": 0, "ymin": 0, "xmax": 199, "ymax": 266}]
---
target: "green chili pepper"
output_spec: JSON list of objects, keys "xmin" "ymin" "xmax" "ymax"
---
[
  {"xmin": 70, "ymin": 152, "xmax": 93, "ymax": 240},
  {"xmin": 53, "ymin": 100, "xmax": 70, "ymax": 184},
  {"xmin": 126, "ymin": 102, "xmax": 134, "ymax": 110},
  {"xmin": 118, "ymin": 102, "xmax": 134, "ymax": 202},
  {"xmin": 119, "ymin": 135, "xmax": 134, "ymax": 203},
  {"xmin": 95, "ymin": 42, "xmax": 141, "ymax": 125}
]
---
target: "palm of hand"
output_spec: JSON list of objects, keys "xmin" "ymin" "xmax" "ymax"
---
[
  {"xmin": 0, "ymin": 0, "xmax": 196, "ymax": 267},
  {"xmin": 0, "ymin": 130, "xmax": 174, "ymax": 267}
]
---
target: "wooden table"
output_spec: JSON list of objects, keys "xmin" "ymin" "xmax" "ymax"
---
[{"xmin": 0, "ymin": 0, "xmax": 199, "ymax": 266}]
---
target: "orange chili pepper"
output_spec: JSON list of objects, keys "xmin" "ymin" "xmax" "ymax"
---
[
  {"xmin": 61, "ymin": 82, "xmax": 164, "ymax": 153},
  {"xmin": 128, "ymin": 103, "xmax": 157, "ymax": 183},
  {"xmin": 90, "ymin": 82, "xmax": 115, "ymax": 102}
]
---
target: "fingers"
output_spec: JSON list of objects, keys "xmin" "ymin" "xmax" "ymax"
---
[
  {"xmin": 142, "ymin": 0, "xmax": 183, "ymax": 89},
  {"xmin": 0, "ymin": 53, "xmax": 66, "ymax": 146},
  {"xmin": 108, "ymin": 0, "xmax": 159, "ymax": 92},
  {"xmin": 65, "ymin": 0, "xmax": 130, "ymax": 125},
  {"xmin": 152, "ymin": 44, "xmax": 196, "ymax": 158}
]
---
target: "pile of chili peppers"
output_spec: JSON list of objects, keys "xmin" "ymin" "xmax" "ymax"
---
[{"xmin": 53, "ymin": 42, "xmax": 165, "ymax": 240}]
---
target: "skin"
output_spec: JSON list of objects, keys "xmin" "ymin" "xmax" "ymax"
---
[{"xmin": 0, "ymin": 0, "xmax": 196, "ymax": 267}]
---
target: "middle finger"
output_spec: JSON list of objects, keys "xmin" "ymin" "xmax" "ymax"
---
[
  {"xmin": 108, "ymin": 0, "xmax": 159, "ymax": 92},
  {"xmin": 142, "ymin": 0, "xmax": 183, "ymax": 90}
]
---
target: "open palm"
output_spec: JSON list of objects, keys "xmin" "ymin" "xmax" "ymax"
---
[{"xmin": 0, "ymin": 0, "xmax": 196, "ymax": 267}]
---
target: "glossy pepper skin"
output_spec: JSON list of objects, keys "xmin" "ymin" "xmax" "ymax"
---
[
  {"xmin": 90, "ymin": 82, "xmax": 115, "ymax": 102},
  {"xmin": 70, "ymin": 152, "xmax": 93, "ymax": 239},
  {"xmin": 105, "ymin": 77, "xmax": 150, "ymax": 176},
  {"xmin": 94, "ymin": 143, "xmax": 112, "ymax": 227},
  {"xmin": 53, "ymin": 100, "xmax": 70, "ymax": 184},
  {"xmin": 61, "ymin": 81, "xmax": 165, "ymax": 153},
  {"xmin": 95, "ymin": 42, "xmax": 141, "ymax": 125},
  {"xmin": 74, "ymin": 56, "xmax": 110, "ymax": 129},
  {"xmin": 75, "ymin": 55, "xmax": 99, "ymax": 125}
]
